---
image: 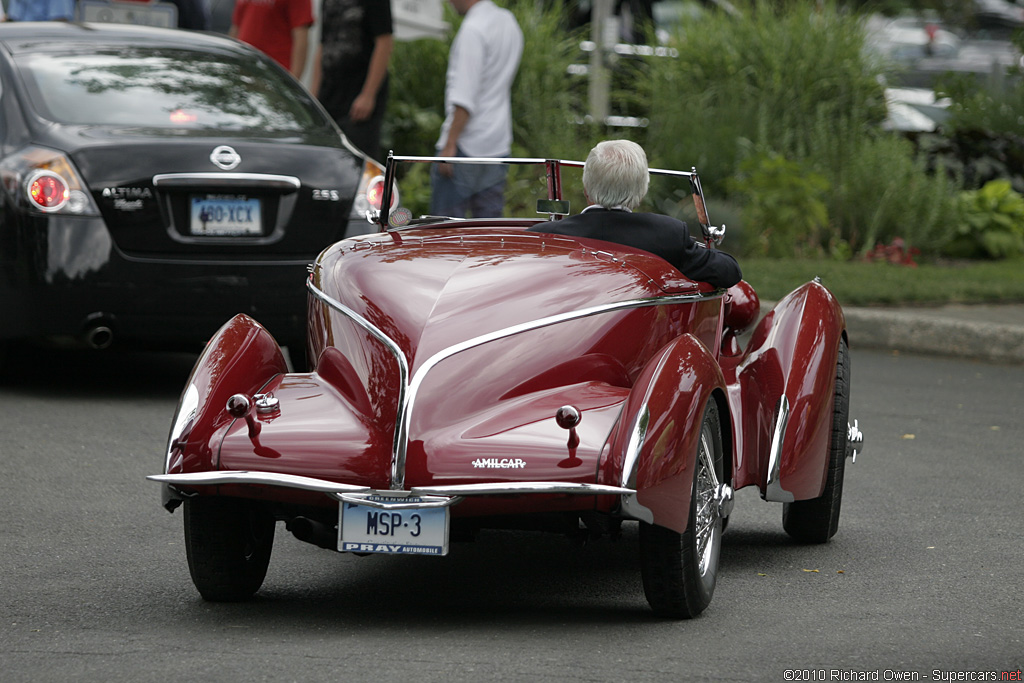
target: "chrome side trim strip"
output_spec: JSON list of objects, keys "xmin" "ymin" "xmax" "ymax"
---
[
  {"xmin": 763, "ymin": 395, "xmax": 795, "ymax": 503},
  {"xmin": 306, "ymin": 279, "xmax": 410, "ymax": 489},
  {"xmin": 152, "ymin": 172, "xmax": 301, "ymax": 190},
  {"xmin": 147, "ymin": 471, "xmax": 372, "ymax": 494},
  {"xmin": 308, "ymin": 278, "xmax": 723, "ymax": 491}
]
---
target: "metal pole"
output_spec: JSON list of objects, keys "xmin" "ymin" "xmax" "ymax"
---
[{"xmin": 589, "ymin": 0, "xmax": 612, "ymax": 124}]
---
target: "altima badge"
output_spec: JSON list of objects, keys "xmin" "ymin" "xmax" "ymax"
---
[{"xmin": 210, "ymin": 145, "xmax": 241, "ymax": 170}]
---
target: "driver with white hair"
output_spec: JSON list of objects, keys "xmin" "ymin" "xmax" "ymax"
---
[{"xmin": 529, "ymin": 140, "xmax": 741, "ymax": 290}]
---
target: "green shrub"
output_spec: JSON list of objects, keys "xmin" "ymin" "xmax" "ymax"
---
[
  {"xmin": 938, "ymin": 70, "xmax": 1024, "ymax": 140},
  {"xmin": 924, "ymin": 70, "xmax": 1024, "ymax": 195},
  {"xmin": 383, "ymin": 33, "xmax": 449, "ymax": 156},
  {"xmin": 506, "ymin": 0, "xmax": 598, "ymax": 160},
  {"xmin": 806, "ymin": 120, "xmax": 960, "ymax": 256},
  {"xmin": 727, "ymin": 151, "xmax": 830, "ymax": 257},
  {"xmin": 643, "ymin": 0, "xmax": 887, "ymax": 196},
  {"xmin": 944, "ymin": 179, "xmax": 1024, "ymax": 259},
  {"xmin": 382, "ymin": 0, "xmax": 971, "ymax": 261}
]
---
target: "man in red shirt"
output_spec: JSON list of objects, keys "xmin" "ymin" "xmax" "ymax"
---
[{"xmin": 230, "ymin": 0, "xmax": 315, "ymax": 78}]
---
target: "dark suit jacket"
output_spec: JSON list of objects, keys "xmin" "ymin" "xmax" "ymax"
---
[{"xmin": 528, "ymin": 209, "xmax": 742, "ymax": 289}]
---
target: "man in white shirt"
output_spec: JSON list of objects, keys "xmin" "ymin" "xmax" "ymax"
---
[{"xmin": 430, "ymin": 0, "xmax": 523, "ymax": 218}]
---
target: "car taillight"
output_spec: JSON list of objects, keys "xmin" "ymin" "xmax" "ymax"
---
[
  {"xmin": 28, "ymin": 171, "xmax": 69, "ymax": 212},
  {"xmin": 350, "ymin": 158, "xmax": 400, "ymax": 224},
  {"xmin": 0, "ymin": 146, "xmax": 100, "ymax": 216},
  {"xmin": 366, "ymin": 175, "xmax": 396, "ymax": 211}
]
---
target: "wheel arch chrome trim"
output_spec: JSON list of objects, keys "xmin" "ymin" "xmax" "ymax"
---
[
  {"xmin": 620, "ymin": 405, "xmax": 654, "ymax": 523},
  {"xmin": 763, "ymin": 395, "xmax": 794, "ymax": 502}
]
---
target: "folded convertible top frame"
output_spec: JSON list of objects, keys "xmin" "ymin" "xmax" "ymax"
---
[{"xmin": 375, "ymin": 153, "xmax": 726, "ymax": 246}]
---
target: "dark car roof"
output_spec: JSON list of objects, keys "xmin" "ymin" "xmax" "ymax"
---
[{"xmin": 0, "ymin": 21, "xmax": 249, "ymax": 56}]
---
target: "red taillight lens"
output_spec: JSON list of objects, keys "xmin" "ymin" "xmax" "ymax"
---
[
  {"xmin": 366, "ymin": 175, "xmax": 396, "ymax": 211},
  {"xmin": 0, "ymin": 147, "xmax": 99, "ymax": 216},
  {"xmin": 28, "ymin": 171, "xmax": 69, "ymax": 212}
]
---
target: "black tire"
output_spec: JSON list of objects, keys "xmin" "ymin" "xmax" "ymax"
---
[
  {"xmin": 782, "ymin": 338, "xmax": 850, "ymax": 543},
  {"xmin": 639, "ymin": 400, "xmax": 725, "ymax": 618},
  {"xmin": 184, "ymin": 496, "xmax": 275, "ymax": 601}
]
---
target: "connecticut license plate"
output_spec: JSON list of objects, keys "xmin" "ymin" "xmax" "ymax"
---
[
  {"xmin": 339, "ymin": 496, "xmax": 449, "ymax": 556},
  {"xmin": 190, "ymin": 195, "xmax": 261, "ymax": 236}
]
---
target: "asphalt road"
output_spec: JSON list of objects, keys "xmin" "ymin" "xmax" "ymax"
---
[{"xmin": 1, "ymin": 346, "xmax": 1021, "ymax": 682}]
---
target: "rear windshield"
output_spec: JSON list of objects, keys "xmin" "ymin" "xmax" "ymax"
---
[{"xmin": 15, "ymin": 47, "xmax": 325, "ymax": 132}]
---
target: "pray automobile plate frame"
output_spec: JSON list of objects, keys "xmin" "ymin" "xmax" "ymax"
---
[
  {"xmin": 190, "ymin": 194, "xmax": 262, "ymax": 236},
  {"xmin": 338, "ymin": 494, "xmax": 451, "ymax": 556}
]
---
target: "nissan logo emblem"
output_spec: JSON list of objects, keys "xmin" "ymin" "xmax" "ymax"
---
[{"xmin": 210, "ymin": 145, "xmax": 241, "ymax": 170}]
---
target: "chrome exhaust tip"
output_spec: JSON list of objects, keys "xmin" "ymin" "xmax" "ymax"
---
[{"xmin": 85, "ymin": 325, "xmax": 114, "ymax": 350}]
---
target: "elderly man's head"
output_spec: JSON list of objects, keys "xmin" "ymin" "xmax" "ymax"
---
[{"xmin": 582, "ymin": 140, "xmax": 650, "ymax": 210}]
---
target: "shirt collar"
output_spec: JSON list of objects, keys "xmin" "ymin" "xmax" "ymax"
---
[{"xmin": 581, "ymin": 204, "xmax": 632, "ymax": 213}]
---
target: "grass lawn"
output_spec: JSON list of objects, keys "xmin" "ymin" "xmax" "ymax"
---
[{"xmin": 739, "ymin": 258, "xmax": 1024, "ymax": 307}]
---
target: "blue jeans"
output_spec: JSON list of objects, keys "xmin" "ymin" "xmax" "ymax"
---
[{"xmin": 429, "ymin": 152, "xmax": 509, "ymax": 218}]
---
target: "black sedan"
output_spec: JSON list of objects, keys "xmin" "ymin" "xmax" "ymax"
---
[{"xmin": 0, "ymin": 22, "xmax": 389, "ymax": 368}]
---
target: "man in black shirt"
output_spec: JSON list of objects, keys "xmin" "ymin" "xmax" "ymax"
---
[
  {"xmin": 529, "ymin": 140, "xmax": 741, "ymax": 290},
  {"xmin": 311, "ymin": 0, "xmax": 394, "ymax": 162}
]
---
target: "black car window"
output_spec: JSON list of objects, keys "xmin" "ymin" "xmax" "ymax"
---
[{"xmin": 14, "ymin": 47, "xmax": 324, "ymax": 132}]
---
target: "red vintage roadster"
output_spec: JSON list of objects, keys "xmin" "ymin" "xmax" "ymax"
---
[{"xmin": 150, "ymin": 155, "xmax": 863, "ymax": 618}]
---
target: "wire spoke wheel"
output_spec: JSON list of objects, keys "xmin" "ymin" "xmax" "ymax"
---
[{"xmin": 694, "ymin": 422, "xmax": 722, "ymax": 577}]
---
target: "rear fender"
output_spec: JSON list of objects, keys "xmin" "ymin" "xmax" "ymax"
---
[
  {"xmin": 604, "ymin": 334, "xmax": 727, "ymax": 533},
  {"xmin": 736, "ymin": 281, "xmax": 845, "ymax": 501},
  {"xmin": 162, "ymin": 314, "xmax": 287, "ymax": 485}
]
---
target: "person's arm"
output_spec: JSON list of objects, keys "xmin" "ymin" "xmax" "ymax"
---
[
  {"xmin": 438, "ymin": 105, "xmax": 470, "ymax": 177},
  {"xmin": 290, "ymin": 25, "xmax": 310, "ymax": 79},
  {"xmin": 440, "ymin": 105, "xmax": 470, "ymax": 157},
  {"xmin": 349, "ymin": 34, "xmax": 393, "ymax": 122},
  {"xmin": 680, "ymin": 237, "xmax": 742, "ymax": 289},
  {"xmin": 310, "ymin": 43, "xmax": 323, "ymax": 96}
]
